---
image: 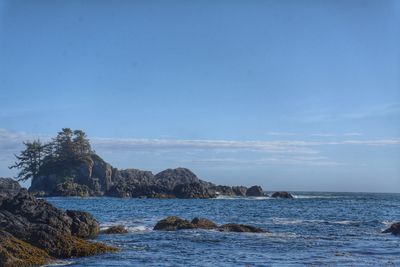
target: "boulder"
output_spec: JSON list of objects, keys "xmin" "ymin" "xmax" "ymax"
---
[
  {"xmin": 0, "ymin": 189, "xmax": 116, "ymax": 266},
  {"xmin": 246, "ymin": 186, "xmax": 265, "ymax": 197},
  {"xmin": 100, "ymin": 225, "xmax": 129, "ymax": 234},
  {"xmin": 66, "ymin": 210, "xmax": 100, "ymax": 238},
  {"xmin": 0, "ymin": 178, "xmax": 21, "ymax": 200},
  {"xmin": 153, "ymin": 216, "xmax": 195, "ymax": 231},
  {"xmin": 382, "ymin": 222, "xmax": 400, "ymax": 235},
  {"xmin": 271, "ymin": 191, "xmax": 294, "ymax": 199},
  {"xmin": 191, "ymin": 217, "xmax": 218, "ymax": 229},
  {"xmin": 218, "ymin": 223, "xmax": 266, "ymax": 233}
]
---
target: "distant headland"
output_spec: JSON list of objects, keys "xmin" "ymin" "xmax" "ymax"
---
[{"xmin": 9, "ymin": 128, "xmax": 277, "ymax": 199}]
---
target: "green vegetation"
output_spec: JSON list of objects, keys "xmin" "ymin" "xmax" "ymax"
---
[{"xmin": 9, "ymin": 128, "xmax": 93, "ymax": 182}]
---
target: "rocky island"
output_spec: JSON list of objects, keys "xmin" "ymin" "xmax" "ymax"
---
[{"xmin": 11, "ymin": 128, "xmax": 266, "ymax": 199}]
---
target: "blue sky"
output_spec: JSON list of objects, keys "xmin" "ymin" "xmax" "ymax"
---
[{"xmin": 0, "ymin": 0, "xmax": 399, "ymax": 192}]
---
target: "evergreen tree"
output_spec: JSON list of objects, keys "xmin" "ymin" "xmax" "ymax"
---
[
  {"xmin": 53, "ymin": 128, "xmax": 74, "ymax": 159},
  {"xmin": 9, "ymin": 139, "xmax": 45, "ymax": 181},
  {"xmin": 72, "ymin": 130, "xmax": 91, "ymax": 156}
]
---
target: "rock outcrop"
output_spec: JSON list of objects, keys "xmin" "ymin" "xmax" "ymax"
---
[
  {"xmin": 218, "ymin": 223, "xmax": 265, "ymax": 233},
  {"xmin": 271, "ymin": 191, "xmax": 294, "ymax": 199},
  {"xmin": 246, "ymin": 186, "xmax": 265, "ymax": 197},
  {"xmin": 28, "ymin": 153, "xmax": 265, "ymax": 199},
  {"xmin": 153, "ymin": 216, "xmax": 196, "ymax": 231},
  {"xmin": 0, "ymin": 179, "xmax": 116, "ymax": 266},
  {"xmin": 153, "ymin": 216, "xmax": 266, "ymax": 233},
  {"xmin": 0, "ymin": 178, "xmax": 21, "ymax": 200},
  {"xmin": 382, "ymin": 222, "xmax": 400, "ymax": 236}
]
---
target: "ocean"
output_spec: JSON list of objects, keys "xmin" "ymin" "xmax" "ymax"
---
[{"xmin": 45, "ymin": 192, "xmax": 400, "ymax": 266}]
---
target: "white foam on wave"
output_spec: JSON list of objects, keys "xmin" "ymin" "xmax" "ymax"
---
[
  {"xmin": 42, "ymin": 259, "xmax": 74, "ymax": 266},
  {"xmin": 100, "ymin": 221, "xmax": 152, "ymax": 233},
  {"xmin": 127, "ymin": 225, "xmax": 152, "ymax": 232},
  {"xmin": 215, "ymin": 195, "xmax": 271, "ymax": 200},
  {"xmin": 292, "ymin": 195, "xmax": 338, "ymax": 199}
]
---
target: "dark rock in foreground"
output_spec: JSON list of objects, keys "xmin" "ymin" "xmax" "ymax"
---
[
  {"xmin": 100, "ymin": 225, "xmax": 129, "ymax": 235},
  {"xmin": 382, "ymin": 222, "xmax": 400, "ymax": 236},
  {"xmin": 271, "ymin": 191, "xmax": 294, "ymax": 199},
  {"xmin": 0, "ymin": 179, "xmax": 116, "ymax": 266},
  {"xmin": 0, "ymin": 230, "xmax": 52, "ymax": 267},
  {"xmin": 153, "ymin": 216, "xmax": 266, "ymax": 233}
]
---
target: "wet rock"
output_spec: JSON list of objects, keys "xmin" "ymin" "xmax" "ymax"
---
[
  {"xmin": 246, "ymin": 186, "xmax": 265, "ymax": 197},
  {"xmin": 271, "ymin": 191, "xmax": 294, "ymax": 199},
  {"xmin": 100, "ymin": 225, "xmax": 129, "ymax": 234},
  {"xmin": 153, "ymin": 216, "xmax": 195, "ymax": 231},
  {"xmin": 154, "ymin": 216, "xmax": 267, "ymax": 233},
  {"xmin": 191, "ymin": 217, "xmax": 218, "ymax": 229},
  {"xmin": 0, "ymin": 189, "xmax": 116, "ymax": 266},
  {"xmin": 382, "ymin": 222, "xmax": 400, "ymax": 235},
  {"xmin": 66, "ymin": 210, "xmax": 100, "ymax": 238},
  {"xmin": 218, "ymin": 223, "xmax": 266, "ymax": 233},
  {"xmin": 0, "ymin": 230, "xmax": 51, "ymax": 267}
]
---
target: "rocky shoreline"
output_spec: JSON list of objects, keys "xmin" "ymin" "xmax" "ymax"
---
[{"xmin": 0, "ymin": 178, "xmax": 116, "ymax": 267}]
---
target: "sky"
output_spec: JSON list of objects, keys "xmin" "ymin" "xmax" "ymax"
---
[{"xmin": 0, "ymin": 0, "xmax": 399, "ymax": 193}]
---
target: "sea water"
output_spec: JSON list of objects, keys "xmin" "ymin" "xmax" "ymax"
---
[{"xmin": 45, "ymin": 192, "xmax": 400, "ymax": 266}]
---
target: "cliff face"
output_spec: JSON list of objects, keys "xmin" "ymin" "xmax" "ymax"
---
[
  {"xmin": 28, "ymin": 153, "xmax": 265, "ymax": 199},
  {"xmin": 30, "ymin": 154, "xmax": 113, "ymax": 197}
]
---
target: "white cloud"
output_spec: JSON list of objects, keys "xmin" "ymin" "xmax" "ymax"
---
[{"xmin": 0, "ymin": 128, "xmax": 399, "ymax": 169}]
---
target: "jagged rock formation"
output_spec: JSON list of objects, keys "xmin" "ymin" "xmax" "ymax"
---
[
  {"xmin": 0, "ymin": 178, "xmax": 116, "ymax": 266},
  {"xmin": 153, "ymin": 216, "xmax": 267, "ymax": 233},
  {"xmin": 0, "ymin": 178, "xmax": 21, "ymax": 199},
  {"xmin": 28, "ymin": 153, "xmax": 265, "ymax": 199}
]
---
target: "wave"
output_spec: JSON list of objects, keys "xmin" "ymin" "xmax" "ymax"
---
[
  {"xmin": 215, "ymin": 195, "xmax": 271, "ymax": 200},
  {"xmin": 43, "ymin": 260, "xmax": 74, "ymax": 266},
  {"xmin": 271, "ymin": 217, "xmax": 377, "ymax": 226},
  {"xmin": 100, "ymin": 221, "xmax": 152, "ymax": 233},
  {"xmin": 292, "ymin": 195, "xmax": 339, "ymax": 199}
]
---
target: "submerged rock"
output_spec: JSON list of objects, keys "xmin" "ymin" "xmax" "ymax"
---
[
  {"xmin": 154, "ymin": 216, "xmax": 266, "ymax": 233},
  {"xmin": 191, "ymin": 217, "xmax": 218, "ymax": 229},
  {"xmin": 218, "ymin": 223, "xmax": 266, "ymax": 233},
  {"xmin": 271, "ymin": 191, "xmax": 294, "ymax": 199},
  {"xmin": 100, "ymin": 225, "xmax": 129, "ymax": 234},
  {"xmin": 382, "ymin": 222, "xmax": 400, "ymax": 235},
  {"xmin": 153, "ymin": 216, "xmax": 195, "ymax": 231}
]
